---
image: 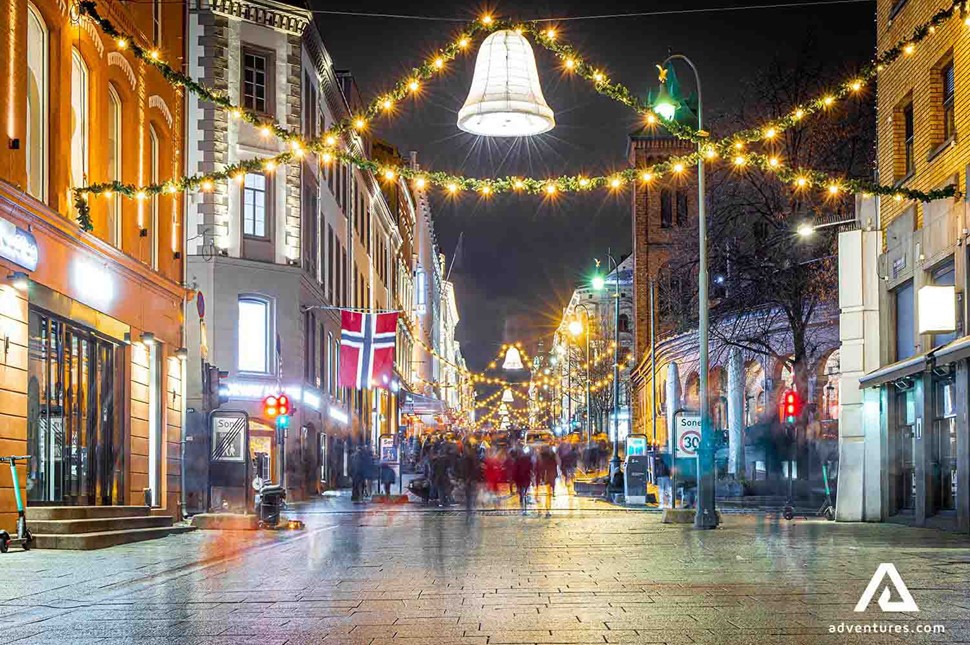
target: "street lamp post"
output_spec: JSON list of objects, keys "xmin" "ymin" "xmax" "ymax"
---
[
  {"xmin": 571, "ymin": 305, "xmax": 594, "ymax": 446},
  {"xmin": 594, "ymin": 251, "xmax": 623, "ymax": 480},
  {"xmin": 656, "ymin": 54, "xmax": 717, "ymax": 529}
]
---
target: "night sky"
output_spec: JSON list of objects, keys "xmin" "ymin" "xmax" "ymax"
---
[{"xmin": 312, "ymin": 0, "xmax": 875, "ymax": 371}]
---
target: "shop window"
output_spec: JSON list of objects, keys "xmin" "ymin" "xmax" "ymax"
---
[
  {"xmin": 107, "ymin": 85, "xmax": 122, "ymax": 248},
  {"xmin": 243, "ymin": 172, "xmax": 269, "ymax": 238},
  {"xmin": 26, "ymin": 3, "xmax": 48, "ymax": 202},
  {"xmin": 933, "ymin": 378, "xmax": 957, "ymax": 513},
  {"xmin": 660, "ymin": 189, "xmax": 672, "ymax": 228},
  {"xmin": 892, "ymin": 388, "xmax": 916, "ymax": 514},
  {"xmin": 70, "ymin": 49, "xmax": 89, "ymax": 199},
  {"xmin": 242, "ymin": 47, "xmax": 272, "ymax": 114},
  {"xmin": 238, "ymin": 297, "xmax": 271, "ymax": 373},
  {"xmin": 894, "ymin": 280, "xmax": 915, "ymax": 361}
]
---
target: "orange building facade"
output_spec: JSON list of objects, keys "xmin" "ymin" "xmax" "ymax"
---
[{"xmin": 0, "ymin": 0, "xmax": 186, "ymax": 529}]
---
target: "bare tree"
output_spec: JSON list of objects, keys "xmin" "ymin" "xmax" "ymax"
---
[{"xmin": 659, "ymin": 40, "xmax": 874, "ymax": 418}]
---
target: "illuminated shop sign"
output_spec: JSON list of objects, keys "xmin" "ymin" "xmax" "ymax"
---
[
  {"xmin": 223, "ymin": 379, "xmax": 323, "ymax": 411},
  {"xmin": 0, "ymin": 217, "xmax": 38, "ymax": 271},
  {"xmin": 71, "ymin": 259, "xmax": 115, "ymax": 309}
]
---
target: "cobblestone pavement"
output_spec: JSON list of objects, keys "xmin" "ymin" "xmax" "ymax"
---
[{"xmin": 2, "ymin": 492, "xmax": 970, "ymax": 644}]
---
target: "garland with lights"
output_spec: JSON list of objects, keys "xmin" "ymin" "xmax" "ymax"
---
[{"xmin": 71, "ymin": 0, "xmax": 963, "ymax": 232}]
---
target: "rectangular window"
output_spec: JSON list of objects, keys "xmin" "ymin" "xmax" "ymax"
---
[
  {"xmin": 903, "ymin": 102, "xmax": 915, "ymax": 176},
  {"xmin": 148, "ymin": 126, "xmax": 159, "ymax": 270},
  {"xmin": 660, "ymin": 189, "xmax": 672, "ymax": 228},
  {"xmin": 942, "ymin": 61, "xmax": 955, "ymax": 142},
  {"xmin": 152, "ymin": 0, "xmax": 162, "ymax": 46},
  {"xmin": 243, "ymin": 173, "xmax": 268, "ymax": 237},
  {"xmin": 304, "ymin": 313, "xmax": 316, "ymax": 383},
  {"xmin": 238, "ymin": 298, "xmax": 270, "ymax": 373},
  {"xmin": 242, "ymin": 49, "xmax": 270, "ymax": 114},
  {"xmin": 327, "ymin": 331, "xmax": 334, "ymax": 394},
  {"xmin": 106, "ymin": 85, "xmax": 122, "ymax": 247},
  {"xmin": 676, "ymin": 191, "xmax": 688, "ymax": 226},
  {"xmin": 70, "ymin": 49, "xmax": 89, "ymax": 203},
  {"xmin": 894, "ymin": 280, "xmax": 915, "ymax": 361}
]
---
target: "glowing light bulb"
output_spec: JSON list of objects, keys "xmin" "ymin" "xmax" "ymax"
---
[
  {"xmin": 545, "ymin": 183, "xmax": 557, "ymax": 195},
  {"xmin": 116, "ymin": 38, "xmax": 128, "ymax": 49},
  {"xmin": 764, "ymin": 127, "xmax": 777, "ymax": 139},
  {"xmin": 734, "ymin": 155, "xmax": 747, "ymax": 166},
  {"xmin": 321, "ymin": 152, "xmax": 333, "ymax": 164},
  {"xmin": 646, "ymin": 114, "xmax": 657, "ymax": 125},
  {"xmin": 201, "ymin": 180, "xmax": 213, "ymax": 191},
  {"xmin": 234, "ymin": 173, "xmax": 245, "ymax": 184},
  {"xmin": 408, "ymin": 80, "xmax": 420, "ymax": 92},
  {"xmin": 382, "ymin": 98, "xmax": 393, "ymax": 111},
  {"xmin": 103, "ymin": 190, "xmax": 113, "ymax": 198},
  {"xmin": 260, "ymin": 126, "xmax": 271, "ymax": 137},
  {"xmin": 447, "ymin": 183, "xmax": 459, "ymax": 194},
  {"xmin": 564, "ymin": 58, "xmax": 576, "ymax": 70},
  {"xmin": 610, "ymin": 177, "xmax": 622, "ymax": 189},
  {"xmin": 640, "ymin": 172, "xmax": 653, "ymax": 182},
  {"xmin": 481, "ymin": 14, "xmax": 493, "ymax": 25},
  {"xmin": 823, "ymin": 96, "xmax": 835, "ymax": 106},
  {"xmin": 894, "ymin": 193, "xmax": 903, "ymax": 202},
  {"xmin": 828, "ymin": 184, "xmax": 840, "ymax": 195},
  {"xmin": 673, "ymin": 163, "xmax": 685, "ymax": 173},
  {"xmin": 593, "ymin": 71, "xmax": 605, "ymax": 82},
  {"xmin": 734, "ymin": 142, "xmax": 744, "ymax": 150},
  {"xmin": 513, "ymin": 179, "xmax": 525, "ymax": 190},
  {"xmin": 166, "ymin": 184, "xmax": 177, "ymax": 194},
  {"xmin": 264, "ymin": 160, "xmax": 276, "ymax": 172},
  {"xmin": 135, "ymin": 191, "xmax": 147, "ymax": 201},
  {"xmin": 796, "ymin": 176, "xmax": 808, "ymax": 188},
  {"xmin": 434, "ymin": 57, "xmax": 444, "ymax": 69},
  {"xmin": 768, "ymin": 157, "xmax": 780, "ymax": 168},
  {"xmin": 794, "ymin": 109, "xmax": 805, "ymax": 120},
  {"xmin": 578, "ymin": 177, "xmax": 590, "ymax": 188},
  {"xmin": 850, "ymin": 80, "xmax": 863, "ymax": 91},
  {"xmin": 354, "ymin": 118, "xmax": 366, "ymax": 130},
  {"xmin": 458, "ymin": 37, "xmax": 470, "ymax": 48},
  {"xmin": 290, "ymin": 140, "xmax": 302, "ymax": 152},
  {"xmin": 704, "ymin": 147, "xmax": 717, "ymax": 159},
  {"xmin": 325, "ymin": 135, "xmax": 336, "ymax": 146},
  {"xmin": 383, "ymin": 169, "xmax": 396, "ymax": 180},
  {"xmin": 480, "ymin": 185, "xmax": 492, "ymax": 196},
  {"xmin": 904, "ymin": 43, "xmax": 915, "ymax": 55},
  {"xmin": 230, "ymin": 109, "xmax": 241, "ymax": 119},
  {"xmin": 415, "ymin": 177, "xmax": 427, "ymax": 189},
  {"xmin": 545, "ymin": 29, "xmax": 556, "ymax": 40},
  {"xmin": 148, "ymin": 50, "xmax": 160, "ymax": 61}
]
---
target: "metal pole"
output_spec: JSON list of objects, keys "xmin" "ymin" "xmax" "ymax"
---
[
  {"xmin": 663, "ymin": 53, "xmax": 717, "ymax": 529},
  {"xmin": 609, "ymin": 251, "xmax": 621, "ymax": 479},
  {"xmin": 650, "ymin": 277, "xmax": 657, "ymax": 445},
  {"xmin": 585, "ymin": 316, "xmax": 591, "ymax": 446}
]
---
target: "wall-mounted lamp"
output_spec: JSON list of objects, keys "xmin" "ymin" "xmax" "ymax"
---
[
  {"xmin": 140, "ymin": 332, "xmax": 156, "ymax": 346},
  {"xmin": 7, "ymin": 272, "xmax": 28, "ymax": 292},
  {"xmin": 174, "ymin": 346, "xmax": 188, "ymax": 361}
]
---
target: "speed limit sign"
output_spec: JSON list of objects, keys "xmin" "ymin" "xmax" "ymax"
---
[{"xmin": 675, "ymin": 416, "xmax": 701, "ymax": 457}]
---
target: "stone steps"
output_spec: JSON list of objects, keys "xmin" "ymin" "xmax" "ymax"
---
[
  {"xmin": 30, "ymin": 506, "xmax": 153, "ymax": 520},
  {"xmin": 28, "ymin": 505, "xmax": 195, "ymax": 550},
  {"xmin": 32, "ymin": 525, "xmax": 196, "ymax": 550}
]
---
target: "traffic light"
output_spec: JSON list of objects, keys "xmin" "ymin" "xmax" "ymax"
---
[
  {"xmin": 782, "ymin": 389, "xmax": 801, "ymax": 423},
  {"xmin": 204, "ymin": 363, "xmax": 230, "ymax": 411},
  {"xmin": 217, "ymin": 369, "xmax": 229, "ymax": 406},
  {"xmin": 262, "ymin": 393, "xmax": 290, "ymax": 419}
]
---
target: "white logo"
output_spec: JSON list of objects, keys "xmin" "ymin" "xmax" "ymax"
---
[{"xmin": 854, "ymin": 563, "xmax": 919, "ymax": 613}]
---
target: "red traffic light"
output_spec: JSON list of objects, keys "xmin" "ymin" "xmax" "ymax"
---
[
  {"xmin": 782, "ymin": 389, "xmax": 801, "ymax": 421},
  {"xmin": 263, "ymin": 393, "xmax": 289, "ymax": 419}
]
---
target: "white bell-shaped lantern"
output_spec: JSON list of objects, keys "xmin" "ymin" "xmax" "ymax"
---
[
  {"xmin": 502, "ymin": 388, "xmax": 515, "ymax": 403},
  {"xmin": 503, "ymin": 346, "xmax": 525, "ymax": 370},
  {"xmin": 457, "ymin": 30, "xmax": 555, "ymax": 137}
]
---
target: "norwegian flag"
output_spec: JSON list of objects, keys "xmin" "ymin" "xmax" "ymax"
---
[{"xmin": 339, "ymin": 310, "xmax": 399, "ymax": 390}]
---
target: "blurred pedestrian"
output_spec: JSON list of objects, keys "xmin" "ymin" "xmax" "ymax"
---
[
  {"xmin": 459, "ymin": 442, "xmax": 482, "ymax": 512},
  {"xmin": 380, "ymin": 462, "xmax": 396, "ymax": 496},
  {"xmin": 484, "ymin": 449, "xmax": 503, "ymax": 505},
  {"xmin": 350, "ymin": 446, "xmax": 366, "ymax": 503},
  {"xmin": 536, "ymin": 445, "xmax": 559, "ymax": 517},
  {"xmin": 512, "ymin": 449, "xmax": 533, "ymax": 515},
  {"xmin": 432, "ymin": 448, "xmax": 452, "ymax": 507},
  {"xmin": 559, "ymin": 443, "xmax": 576, "ymax": 487}
]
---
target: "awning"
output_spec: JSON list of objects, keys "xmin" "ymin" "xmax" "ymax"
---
[
  {"xmin": 858, "ymin": 354, "xmax": 927, "ymax": 389},
  {"xmin": 932, "ymin": 335, "xmax": 970, "ymax": 365}
]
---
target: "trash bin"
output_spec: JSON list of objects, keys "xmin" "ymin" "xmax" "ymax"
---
[{"xmin": 256, "ymin": 484, "xmax": 286, "ymax": 528}]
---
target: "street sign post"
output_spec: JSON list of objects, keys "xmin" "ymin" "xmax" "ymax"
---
[
  {"xmin": 670, "ymin": 412, "xmax": 701, "ymax": 508},
  {"xmin": 209, "ymin": 410, "xmax": 249, "ymax": 513}
]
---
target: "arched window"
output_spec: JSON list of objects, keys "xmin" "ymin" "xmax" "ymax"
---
[
  {"xmin": 70, "ymin": 49, "xmax": 89, "ymax": 199},
  {"xmin": 238, "ymin": 296, "xmax": 271, "ymax": 373},
  {"xmin": 618, "ymin": 313, "xmax": 630, "ymax": 333},
  {"xmin": 148, "ymin": 125, "xmax": 159, "ymax": 269},
  {"xmin": 106, "ymin": 85, "xmax": 122, "ymax": 247},
  {"xmin": 26, "ymin": 3, "xmax": 48, "ymax": 202}
]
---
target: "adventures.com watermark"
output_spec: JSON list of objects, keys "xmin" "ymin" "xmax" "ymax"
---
[{"xmin": 829, "ymin": 564, "xmax": 945, "ymax": 636}]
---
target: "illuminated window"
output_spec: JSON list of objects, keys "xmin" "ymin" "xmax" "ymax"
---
[
  {"xmin": 26, "ymin": 3, "xmax": 48, "ymax": 202},
  {"xmin": 107, "ymin": 85, "xmax": 122, "ymax": 247},
  {"xmin": 70, "ymin": 49, "xmax": 89, "ymax": 198},
  {"xmin": 238, "ymin": 297, "xmax": 270, "ymax": 373},
  {"xmin": 148, "ymin": 125, "xmax": 159, "ymax": 269},
  {"xmin": 243, "ymin": 173, "xmax": 268, "ymax": 237},
  {"xmin": 415, "ymin": 266, "xmax": 427, "ymax": 314},
  {"xmin": 942, "ymin": 61, "xmax": 955, "ymax": 141}
]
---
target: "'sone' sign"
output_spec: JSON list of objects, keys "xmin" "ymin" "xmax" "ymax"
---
[{"xmin": 675, "ymin": 415, "xmax": 701, "ymax": 457}]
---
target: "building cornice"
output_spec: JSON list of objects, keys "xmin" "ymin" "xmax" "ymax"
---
[{"xmin": 205, "ymin": 0, "xmax": 311, "ymax": 34}]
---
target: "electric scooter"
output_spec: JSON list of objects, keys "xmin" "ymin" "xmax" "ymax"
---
[
  {"xmin": 0, "ymin": 455, "xmax": 33, "ymax": 553},
  {"xmin": 816, "ymin": 462, "xmax": 835, "ymax": 521}
]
